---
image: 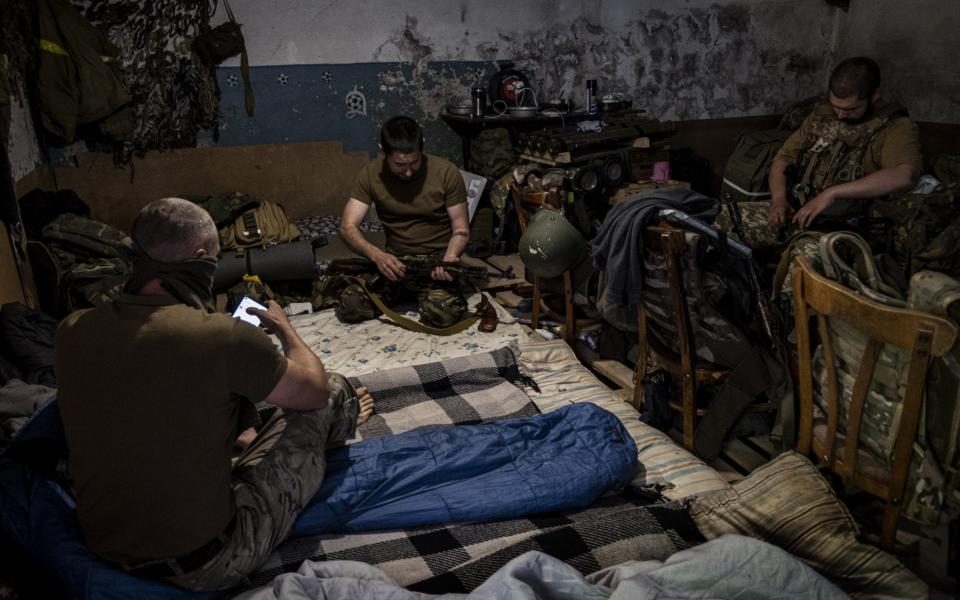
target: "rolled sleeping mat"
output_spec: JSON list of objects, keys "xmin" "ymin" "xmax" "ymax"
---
[
  {"xmin": 213, "ymin": 240, "xmax": 317, "ymax": 291},
  {"xmin": 213, "ymin": 252, "xmax": 247, "ymax": 291}
]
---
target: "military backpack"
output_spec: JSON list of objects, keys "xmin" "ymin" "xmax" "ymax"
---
[{"xmin": 721, "ymin": 129, "xmax": 792, "ymax": 203}]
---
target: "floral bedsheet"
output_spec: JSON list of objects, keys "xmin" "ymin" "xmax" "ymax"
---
[{"xmin": 289, "ymin": 292, "xmax": 525, "ymax": 377}]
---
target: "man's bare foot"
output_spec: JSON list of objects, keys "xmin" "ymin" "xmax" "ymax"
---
[
  {"xmin": 234, "ymin": 426, "xmax": 258, "ymax": 454},
  {"xmin": 356, "ymin": 386, "xmax": 375, "ymax": 425}
]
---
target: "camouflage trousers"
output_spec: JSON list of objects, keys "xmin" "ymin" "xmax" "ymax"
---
[
  {"xmin": 714, "ymin": 200, "xmax": 790, "ymax": 249},
  {"xmin": 163, "ymin": 373, "xmax": 359, "ymax": 591},
  {"xmin": 330, "ymin": 254, "xmax": 469, "ymax": 328}
]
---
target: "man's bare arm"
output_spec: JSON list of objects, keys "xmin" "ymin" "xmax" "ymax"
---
[
  {"xmin": 339, "ymin": 197, "xmax": 405, "ymax": 280},
  {"xmin": 433, "ymin": 203, "xmax": 470, "ymax": 281},
  {"xmin": 443, "ymin": 203, "xmax": 470, "ymax": 260},
  {"xmin": 767, "ymin": 157, "xmax": 794, "ymax": 228},
  {"xmin": 793, "ymin": 164, "xmax": 920, "ymax": 228},
  {"xmin": 248, "ymin": 301, "xmax": 330, "ymax": 411}
]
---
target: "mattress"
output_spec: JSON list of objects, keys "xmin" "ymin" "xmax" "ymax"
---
[{"xmin": 289, "ymin": 300, "xmax": 731, "ymax": 501}]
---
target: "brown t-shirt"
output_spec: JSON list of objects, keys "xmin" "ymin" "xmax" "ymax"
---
[
  {"xmin": 775, "ymin": 108, "xmax": 923, "ymax": 174},
  {"xmin": 55, "ymin": 294, "xmax": 286, "ymax": 564},
  {"xmin": 349, "ymin": 153, "xmax": 467, "ymax": 255}
]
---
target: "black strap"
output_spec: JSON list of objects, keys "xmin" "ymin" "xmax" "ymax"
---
[
  {"xmin": 217, "ymin": 0, "xmax": 254, "ymax": 116},
  {"xmin": 123, "ymin": 516, "xmax": 236, "ymax": 578}
]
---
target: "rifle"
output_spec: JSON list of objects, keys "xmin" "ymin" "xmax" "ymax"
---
[
  {"xmin": 807, "ymin": 214, "xmax": 892, "ymax": 235},
  {"xmin": 327, "ymin": 257, "xmax": 490, "ymax": 288},
  {"xmin": 657, "ymin": 209, "xmax": 753, "ymax": 259},
  {"xmin": 722, "ymin": 194, "xmax": 778, "ymax": 347}
]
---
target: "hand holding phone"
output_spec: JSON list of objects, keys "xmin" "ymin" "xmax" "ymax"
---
[{"xmin": 232, "ymin": 296, "xmax": 267, "ymax": 327}]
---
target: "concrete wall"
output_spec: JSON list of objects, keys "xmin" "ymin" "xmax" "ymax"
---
[
  {"xmin": 213, "ymin": 0, "xmax": 840, "ymax": 160},
  {"xmin": 833, "ymin": 0, "xmax": 960, "ymax": 124}
]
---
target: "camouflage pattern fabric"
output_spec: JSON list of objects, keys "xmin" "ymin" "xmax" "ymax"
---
[
  {"xmin": 640, "ymin": 230, "xmax": 784, "ymax": 460},
  {"xmin": 791, "ymin": 101, "xmax": 906, "ymax": 207},
  {"xmin": 908, "ymin": 270, "xmax": 960, "ymax": 521},
  {"xmin": 931, "ymin": 154, "xmax": 960, "ymax": 187},
  {"xmin": 221, "ymin": 278, "xmax": 276, "ymax": 314},
  {"xmin": 489, "ymin": 173, "xmax": 512, "ymax": 225},
  {"xmin": 812, "ymin": 233, "xmax": 908, "ymax": 464},
  {"xmin": 164, "ymin": 373, "xmax": 359, "ymax": 591},
  {"xmin": 468, "ymin": 128, "xmax": 516, "ymax": 180},
  {"xmin": 774, "ymin": 231, "xmax": 825, "ymax": 299},
  {"xmin": 315, "ymin": 254, "xmax": 468, "ymax": 327},
  {"xmin": 777, "ymin": 95, "xmax": 821, "ymax": 131},
  {"xmin": 417, "ymin": 288, "xmax": 467, "ymax": 328},
  {"xmin": 336, "ymin": 282, "xmax": 380, "ymax": 323},
  {"xmin": 42, "ymin": 213, "xmax": 133, "ymax": 259},
  {"xmin": 196, "ymin": 192, "xmax": 261, "ymax": 228},
  {"xmin": 869, "ymin": 184, "xmax": 960, "ymax": 282},
  {"xmin": 36, "ymin": 214, "xmax": 135, "ymax": 315},
  {"xmin": 714, "ymin": 200, "xmax": 785, "ymax": 249},
  {"xmin": 807, "ymin": 232, "xmax": 954, "ymax": 526}
]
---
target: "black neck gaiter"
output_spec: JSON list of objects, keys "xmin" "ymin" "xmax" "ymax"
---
[{"xmin": 124, "ymin": 247, "xmax": 218, "ymax": 311}]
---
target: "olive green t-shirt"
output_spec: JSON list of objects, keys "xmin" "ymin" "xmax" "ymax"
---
[
  {"xmin": 350, "ymin": 153, "xmax": 467, "ymax": 255},
  {"xmin": 775, "ymin": 108, "xmax": 923, "ymax": 174},
  {"xmin": 55, "ymin": 294, "xmax": 286, "ymax": 564}
]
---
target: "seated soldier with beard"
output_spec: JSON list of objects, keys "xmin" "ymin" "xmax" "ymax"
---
[
  {"xmin": 337, "ymin": 115, "xmax": 472, "ymax": 328},
  {"xmin": 720, "ymin": 56, "xmax": 922, "ymax": 247}
]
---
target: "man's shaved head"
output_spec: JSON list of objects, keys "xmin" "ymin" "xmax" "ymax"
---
[{"xmin": 131, "ymin": 197, "xmax": 219, "ymax": 262}]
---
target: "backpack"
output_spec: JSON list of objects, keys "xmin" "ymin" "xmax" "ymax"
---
[
  {"xmin": 34, "ymin": 214, "xmax": 134, "ymax": 316},
  {"xmin": 802, "ymin": 232, "xmax": 960, "ymax": 526},
  {"xmin": 720, "ymin": 129, "xmax": 791, "ymax": 202},
  {"xmin": 869, "ymin": 184, "xmax": 960, "ymax": 287},
  {"xmin": 468, "ymin": 128, "xmax": 516, "ymax": 180},
  {"xmin": 217, "ymin": 199, "xmax": 302, "ymax": 251}
]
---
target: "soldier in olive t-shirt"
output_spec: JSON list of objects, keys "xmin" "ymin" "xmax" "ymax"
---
[
  {"xmin": 55, "ymin": 198, "xmax": 374, "ymax": 592},
  {"xmin": 340, "ymin": 115, "xmax": 469, "ymax": 284},
  {"xmin": 350, "ymin": 153, "xmax": 467, "ymax": 256}
]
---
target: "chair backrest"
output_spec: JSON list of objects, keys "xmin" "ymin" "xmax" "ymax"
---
[
  {"xmin": 792, "ymin": 257, "xmax": 957, "ymax": 493},
  {"xmin": 641, "ymin": 226, "xmax": 752, "ymax": 370}
]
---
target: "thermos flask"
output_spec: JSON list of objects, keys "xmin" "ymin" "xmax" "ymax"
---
[
  {"xmin": 586, "ymin": 79, "xmax": 598, "ymax": 115},
  {"xmin": 471, "ymin": 87, "xmax": 486, "ymax": 118}
]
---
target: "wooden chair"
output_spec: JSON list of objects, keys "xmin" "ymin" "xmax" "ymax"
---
[
  {"xmin": 512, "ymin": 184, "xmax": 593, "ymax": 345},
  {"xmin": 631, "ymin": 226, "xmax": 769, "ymax": 452},
  {"xmin": 792, "ymin": 257, "xmax": 957, "ymax": 549}
]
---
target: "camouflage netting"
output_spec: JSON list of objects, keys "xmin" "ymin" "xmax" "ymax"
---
[{"xmin": 73, "ymin": 0, "xmax": 219, "ymax": 163}]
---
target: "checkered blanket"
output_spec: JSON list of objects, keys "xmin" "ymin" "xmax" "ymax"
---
[
  {"xmin": 249, "ymin": 489, "xmax": 701, "ymax": 592},
  {"xmin": 346, "ymin": 345, "xmax": 540, "ymax": 442},
  {"xmin": 247, "ymin": 346, "xmax": 701, "ymax": 592}
]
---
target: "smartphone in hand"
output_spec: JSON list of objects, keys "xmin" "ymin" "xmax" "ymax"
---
[{"xmin": 232, "ymin": 296, "xmax": 267, "ymax": 327}]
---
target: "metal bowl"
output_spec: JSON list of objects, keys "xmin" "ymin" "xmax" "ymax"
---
[
  {"xmin": 446, "ymin": 104, "xmax": 473, "ymax": 116},
  {"xmin": 507, "ymin": 106, "xmax": 538, "ymax": 118}
]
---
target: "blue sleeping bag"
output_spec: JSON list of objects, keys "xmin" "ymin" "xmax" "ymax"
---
[
  {"xmin": 0, "ymin": 400, "xmax": 637, "ymax": 599},
  {"xmin": 293, "ymin": 401, "xmax": 638, "ymax": 536}
]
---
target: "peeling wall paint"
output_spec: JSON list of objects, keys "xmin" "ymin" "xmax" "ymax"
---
[
  {"xmin": 213, "ymin": 0, "xmax": 959, "ymax": 162},
  {"xmin": 216, "ymin": 0, "xmax": 840, "ymax": 160},
  {"xmin": 834, "ymin": 0, "xmax": 960, "ymax": 124}
]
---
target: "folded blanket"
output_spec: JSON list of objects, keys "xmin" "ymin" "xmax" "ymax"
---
[{"xmin": 348, "ymin": 345, "xmax": 539, "ymax": 442}]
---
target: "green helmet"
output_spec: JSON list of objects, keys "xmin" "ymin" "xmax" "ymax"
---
[{"xmin": 519, "ymin": 207, "xmax": 588, "ymax": 278}]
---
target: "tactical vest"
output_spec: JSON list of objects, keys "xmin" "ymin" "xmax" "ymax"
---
[{"xmin": 791, "ymin": 101, "xmax": 907, "ymax": 206}]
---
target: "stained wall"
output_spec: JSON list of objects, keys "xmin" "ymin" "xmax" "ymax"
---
[
  {"xmin": 833, "ymin": 0, "xmax": 960, "ymax": 124},
  {"xmin": 213, "ymin": 0, "xmax": 840, "ymax": 160}
]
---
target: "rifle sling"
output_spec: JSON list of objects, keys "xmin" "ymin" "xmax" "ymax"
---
[{"xmin": 356, "ymin": 278, "xmax": 482, "ymax": 336}]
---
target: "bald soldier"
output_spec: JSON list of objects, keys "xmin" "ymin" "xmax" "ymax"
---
[{"xmin": 56, "ymin": 197, "xmax": 374, "ymax": 591}]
